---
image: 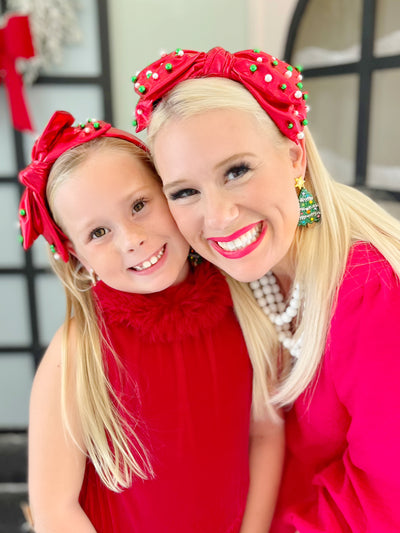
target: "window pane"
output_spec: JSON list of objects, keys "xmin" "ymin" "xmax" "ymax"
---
[
  {"xmin": 0, "ymin": 354, "xmax": 34, "ymax": 429},
  {"xmin": 22, "ymin": 84, "xmax": 104, "ymax": 164},
  {"xmin": 0, "ymin": 276, "xmax": 30, "ymax": 345},
  {"xmin": 306, "ymin": 74, "xmax": 358, "ymax": 185},
  {"xmin": 0, "ymin": 185, "xmax": 25, "ymax": 267},
  {"xmin": 374, "ymin": 0, "xmax": 400, "ymax": 57},
  {"xmin": 40, "ymin": 0, "xmax": 101, "ymax": 76},
  {"xmin": 367, "ymin": 68, "xmax": 400, "ymax": 192},
  {"xmin": 32, "ymin": 236, "xmax": 53, "ymax": 269},
  {"xmin": 0, "ymin": 88, "xmax": 17, "ymax": 177},
  {"xmin": 292, "ymin": 0, "xmax": 362, "ymax": 68},
  {"xmin": 36, "ymin": 274, "xmax": 66, "ymax": 346}
]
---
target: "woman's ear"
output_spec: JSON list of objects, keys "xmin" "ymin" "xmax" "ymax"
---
[{"xmin": 289, "ymin": 138, "xmax": 307, "ymax": 176}]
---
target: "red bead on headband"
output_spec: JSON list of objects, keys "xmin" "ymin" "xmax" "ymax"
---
[
  {"xmin": 133, "ymin": 47, "xmax": 309, "ymax": 144},
  {"xmin": 18, "ymin": 110, "xmax": 148, "ymax": 262}
]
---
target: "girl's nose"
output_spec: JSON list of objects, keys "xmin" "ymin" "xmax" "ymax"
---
[{"xmin": 118, "ymin": 223, "xmax": 146, "ymax": 252}]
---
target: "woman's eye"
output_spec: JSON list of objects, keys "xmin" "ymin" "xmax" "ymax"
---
[
  {"xmin": 168, "ymin": 188, "xmax": 199, "ymax": 201},
  {"xmin": 133, "ymin": 200, "xmax": 146, "ymax": 213},
  {"xmin": 226, "ymin": 164, "xmax": 250, "ymax": 181},
  {"xmin": 90, "ymin": 227, "xmax": 108, "ymax": 239}
]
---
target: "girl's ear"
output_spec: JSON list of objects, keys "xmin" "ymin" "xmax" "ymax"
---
[
  {"xmin": 289, "ymin": 138, "xmax": 307, "ymax": 176},
  {"xmin": 66, "ymin": 240, "xmax": 90, "ymax": 271}
]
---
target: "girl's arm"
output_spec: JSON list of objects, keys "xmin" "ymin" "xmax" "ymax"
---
[
  {"xmin": 28, "ymin": 324, "xmax": 97, "ymax": 533},
  {"xmin": 239, "ymin": 413, "xmax": 285, "ymax": 533}
]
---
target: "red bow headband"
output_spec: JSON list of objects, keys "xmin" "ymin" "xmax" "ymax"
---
[
  {"xmin": 18, "ymin": 110, "xmax": 148, "ymax": 262},
  {"xmin": 133, "ymin": 47, "xmax": 309, "ymax": 144}
]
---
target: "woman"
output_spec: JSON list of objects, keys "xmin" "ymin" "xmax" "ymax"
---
[{"xmin": 132, "ymin": 47, "xmax": 400, "ymax": 532}]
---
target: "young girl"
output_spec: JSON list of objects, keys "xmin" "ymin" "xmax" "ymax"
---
[
  {"xmin": 19, "ymin": 110, "xmax": 284, "ymax": 533},
  {"xmin": 132, "ymin": 47, "xmax": 400, "ymax": 532}
]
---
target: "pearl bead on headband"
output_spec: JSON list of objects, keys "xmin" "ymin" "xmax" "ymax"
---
[{"xmin": 132, "ymin": 47, "xmax": 309, "ymax": 145}]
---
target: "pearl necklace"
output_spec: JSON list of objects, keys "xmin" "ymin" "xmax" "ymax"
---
[{"xmin": 249, "ymin": 272, "xmax": 302, "ymax": 358}]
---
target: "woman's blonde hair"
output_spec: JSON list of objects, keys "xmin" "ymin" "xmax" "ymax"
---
[
  {"xmin": 148, "ymin": 77, "xmax": 400, "ymax": 414},
  {"xmin": 47, "ymin": 137, "xmax": 157, "ymax": 490}
]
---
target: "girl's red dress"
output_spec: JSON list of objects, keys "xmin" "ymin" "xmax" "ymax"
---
[{"xmin": 79, "ymin": 261, "xmax": 253, "ymax": 532}]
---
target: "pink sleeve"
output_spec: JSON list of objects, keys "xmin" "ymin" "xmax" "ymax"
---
[{"xmin": 319, "ymin": 262, "xmax": 400, "ymax": 531}]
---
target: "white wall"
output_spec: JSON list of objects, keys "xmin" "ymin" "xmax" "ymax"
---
[{"xmin": 107, "ymin": 0, "xmax": 297, "ymax": 132}]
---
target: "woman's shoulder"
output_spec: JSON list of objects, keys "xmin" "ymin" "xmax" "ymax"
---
[
  {"xmin": 330, "ymin": 242, "xmax": 399, "ymax": 333},
  {"xmin": 340, "ymin": 241, "xmax": 397, "ymax": 294}
]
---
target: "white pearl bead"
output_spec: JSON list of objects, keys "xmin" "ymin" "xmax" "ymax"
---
[
  {"xmin": 249, "ymin": 271, "xmax": 303, "ymax": 358},
  {"xmin": 277, "ymin": 302, "xmax": 286, "ymax": 312},
  {"xmin": 253, "ymin": 288, "xmax": 264, "ymax": 299},
  {"xmin": 266, "ymin": 293, "xmax": 275, "ymax": 304},
  {"xmin": 283, "ymin": 338, "xmax": 292, "ymax": 349}
]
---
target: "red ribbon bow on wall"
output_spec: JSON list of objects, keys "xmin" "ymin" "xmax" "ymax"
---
[{"xmin": 0, "ymin": 14, "xmax": 35, "ymax": 132}]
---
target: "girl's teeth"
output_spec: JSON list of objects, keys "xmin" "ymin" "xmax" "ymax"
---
[
  {"xmin": 217, "ymin": 226, "xmax": 261, "ymax": 252},
  {"xmin": 133, "ymin": 247, "xmax": 165, "ymax": 271}
]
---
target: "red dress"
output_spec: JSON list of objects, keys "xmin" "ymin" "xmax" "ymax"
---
[
  {"xmin": 271, "ymin": 243, "xmax": 400, "ymax": 532},
  {"xmin": 79, "ymin": 262, "xmax": 253, "ymax": 532}
]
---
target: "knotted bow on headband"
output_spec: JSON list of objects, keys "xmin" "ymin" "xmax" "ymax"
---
[
  {"xmin": 133, "ymin": 47, "xmax": 309, "ymax": 144},
  {"xmin": 18, "ymin": 110, "xmax": 148, "ymax": 262}
]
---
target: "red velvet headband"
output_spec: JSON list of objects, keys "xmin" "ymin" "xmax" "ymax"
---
[
  {"xmin": 18, "ymin": 110, "xmax": 148, "ymax": 262},
  {"xmin": 133, "ymin": 47, "xmax": 309, "ymax": 144}
]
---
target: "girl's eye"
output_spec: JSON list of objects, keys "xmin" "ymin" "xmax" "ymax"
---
[
  {"xmin": 226, "ymin": 163, "xmax": 251, "ymax": 181},
  {"xmin": 168, "ymin": 188, "xmax": 199, "ymax": 201},
  {"xmin": 133, "ymin": 199, "xmax": 146, "ymax": 213},
  {"xmin": 90, "ymin": 227, "xmax": 108, "ymax": 240}
]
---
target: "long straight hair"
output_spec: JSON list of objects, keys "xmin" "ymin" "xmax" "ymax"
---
[{"xmin": 47, "ymin": 137, "xmax": 156, "ymax": 490}]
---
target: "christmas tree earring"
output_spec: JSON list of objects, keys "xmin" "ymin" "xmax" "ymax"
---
[{"xmin": 295, "ymin": 176, "xmax": 321, "ymax": 226}]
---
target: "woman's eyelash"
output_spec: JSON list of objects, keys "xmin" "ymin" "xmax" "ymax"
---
[
  {"xmin": 168, "ymin": 188, "xmax": 198, "ymax": 201},
  {"xmin": 225, "ymin": 162, "xmax": 251, "ymax": 180}
]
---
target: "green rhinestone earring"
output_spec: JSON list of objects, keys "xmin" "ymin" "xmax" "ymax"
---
[{"xmin": 295, "ymin": 176, "xmax": 321, "ymax": 226}]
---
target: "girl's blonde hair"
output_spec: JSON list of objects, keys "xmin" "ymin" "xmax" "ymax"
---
[
  {"xmin": 148, "ymin": 77, "xmax": 400, "ymax": 414},
  {"xmin": 47, "ymin": 137, "xmax": 157, "ymax": 491}
]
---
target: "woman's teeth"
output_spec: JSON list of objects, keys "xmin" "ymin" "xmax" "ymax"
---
[
  {"xmin": 217, "ymin": 225, "xmax": 261, "ymax": 252},
  {"xmin": 132, "ymin": 246, "xmax": 165, "ymax": 271}
]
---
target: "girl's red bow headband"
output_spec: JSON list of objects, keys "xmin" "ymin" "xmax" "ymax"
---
[
  {"xmin": 18, "ymin": 110, "xmax": 148, "ymax": 262},
  {"xmin": 133, "ymin": 47, "xmax": 309, "ymax": 144}
]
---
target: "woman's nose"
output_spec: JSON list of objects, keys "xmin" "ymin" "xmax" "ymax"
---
[{"xmin": 202, "ymin": 192, "xmax": 239, "ymax": 232}]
